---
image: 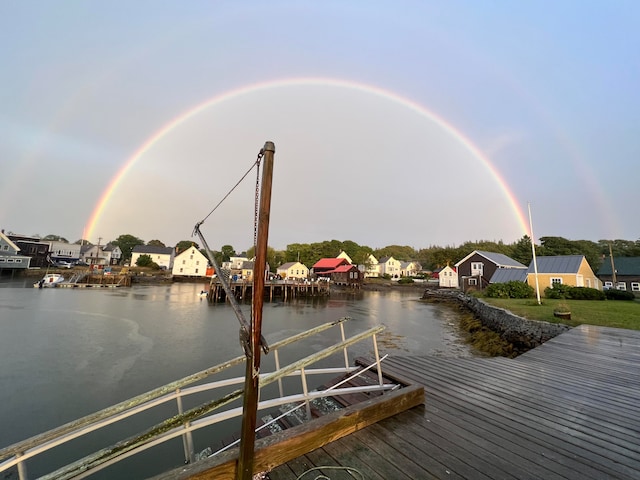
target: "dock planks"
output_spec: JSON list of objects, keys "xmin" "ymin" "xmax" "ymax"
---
[{"xmin": 268, "ymin": 325, "xmax": 640, "ymax": 480}]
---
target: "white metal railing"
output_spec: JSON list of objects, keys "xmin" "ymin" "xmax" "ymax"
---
[{"xmin": 0, "ymin": 318, "xmax": 392, "ymax": 480}]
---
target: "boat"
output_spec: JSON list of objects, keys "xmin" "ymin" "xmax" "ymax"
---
[{"xmin": 34, "ymin": 273, "xmax": 65, "ymax": 288}]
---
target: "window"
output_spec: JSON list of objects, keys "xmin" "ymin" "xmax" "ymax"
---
[
  {"xmin": 182, "ymin": 260, "xmax": 185, "ymax": 264},
  {"xmin": 3, "ymin": 245, "xmax": 9, "ymax": 251},
  {"xmin": 551, "ymin": 278, "xmax": 562, "ymax": 285},
  {"xmin": 632, "ymin": 283, "xmax": 640, "ymax": 292},
  {"xmin": 468, "ymin": 278, "xmax": 477, "ymax": 286},
  {"xmin": 190, "ymin": 255, "xmax": 193, "ymax": 260},
  {"xmin": 617, "ymin": 282, "xmax": 626, "ymax": 291},
  {"xmin": 15, "ymin": 259, "xmax": 21, "ymax": 263},
  {"xmin": 196, "ymin": 261, "xmax": 199, "ymax": 265},
  {"xmin": 195, "ymin": 269, "xmax": 199, "ymax": 274},
  {"xmin": 180, "ymin": 268, "xmax": 183, "ymax": 273},
  {"xmin": 604, "ymin": 281, "xmax": 613, "ymax": 288}
]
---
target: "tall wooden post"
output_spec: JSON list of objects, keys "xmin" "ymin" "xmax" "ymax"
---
[{"xmin": 237, "ymin": 141, "xmax": 275, "ymax": 480}]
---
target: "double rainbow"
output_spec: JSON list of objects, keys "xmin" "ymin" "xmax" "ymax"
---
[{"xmin": 85, "ymin": 77, "xmax": 529, "ymax": 242}]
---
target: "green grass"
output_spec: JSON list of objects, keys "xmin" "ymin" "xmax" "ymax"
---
[{"xmin": 483, "ymin": 297, "xmax": 640, "ymax": 330}]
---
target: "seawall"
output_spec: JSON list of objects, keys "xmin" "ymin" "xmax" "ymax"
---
[{"xmin": 422, "ymin": 289, "xmax": 571, "ymax": 351}]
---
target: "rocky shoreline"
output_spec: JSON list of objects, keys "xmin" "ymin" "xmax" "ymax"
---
[{"xmin": 422, "ymin": 289, "xmax": 571, "ymax": 355}]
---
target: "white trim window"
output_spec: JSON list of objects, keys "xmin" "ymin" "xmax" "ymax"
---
[
  {"xmin": 551, "ymin": 277, "xmax": 562, "ymax": 285},
  {"xmin": 632, "ymin": 283, "xmax": 640, "ymax": 292},
  {"xmin": 604, "ymin": 281, "xmax": 613, "ymax": 289},
  {"xmin": 616, "ymin": 282, "xmax": 627, "ymax": 291}
]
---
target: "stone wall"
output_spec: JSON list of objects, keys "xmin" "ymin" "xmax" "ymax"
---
[{"xmin": 423, "ymin": 290, "xmax": 571, "ymax": 350}]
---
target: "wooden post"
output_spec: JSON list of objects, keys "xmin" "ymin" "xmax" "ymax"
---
[{"xmin": 237, "ymin": 141, "xmax": 275, "ymax": 480}]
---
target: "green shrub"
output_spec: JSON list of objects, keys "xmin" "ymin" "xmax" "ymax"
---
[
  {"xmin": 569, "ymin": 287, "xmax": 605, "ymax": 300},
  {"xmin": 486, "ymin": 281, "xmax": 534, "ymax": 299},
  {"xmin": 136, "ymin": 254, "xmax": 154, "ymax": 267},
  {"xmin": 544, "ymin": 283, "xmax": 572, "ymax": 299},
  {"xmin": 605, "ymin": 289, "xmax": 636, "ymax": 301},
  {"xmin": 398, "ymin": 277, "xmax": 414, "ymax": 284}
]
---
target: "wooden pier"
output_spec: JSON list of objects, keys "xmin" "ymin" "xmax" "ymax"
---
[
  {"xmin": 57, "ymin": 274, "xmax": 131, "ymax": 288},
  {"xmin": 267, "ymin": 324, "xmax": 640, "ymax": 480},
  {"xmin": 207, "ymin": 280, "xmax": 330, "ymax": 303}
]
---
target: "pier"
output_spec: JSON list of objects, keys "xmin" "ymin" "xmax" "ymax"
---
[
  {"xmin": 267, "ymin": 324, "xmax": 640, "ymax": 480},
  {"xmin": 207, "ymin": 280, "xmax": 330, "ymax": 303}
]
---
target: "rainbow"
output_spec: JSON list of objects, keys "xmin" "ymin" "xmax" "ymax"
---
[{"xmin": 84, "ymin": 77, "xmax": 530, "ymax": 241}]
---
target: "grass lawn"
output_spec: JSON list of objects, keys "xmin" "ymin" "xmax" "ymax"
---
[{"xmin": 483, "ymin": 297, "xmax": 640, "ymax": 330}]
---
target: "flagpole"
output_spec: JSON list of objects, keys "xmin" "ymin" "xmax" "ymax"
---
[{"xmin": 528, "ymin": 203, "xmax": 541, "ymax": 305}]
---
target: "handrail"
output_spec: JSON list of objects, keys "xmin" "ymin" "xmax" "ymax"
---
[
  {"xmin": 0, "ymin": 318, "xmax": 348, "ymax": 462},
  {"xmin": 0, "ymin": 318, "xmax": 390, "ymax": 480}
]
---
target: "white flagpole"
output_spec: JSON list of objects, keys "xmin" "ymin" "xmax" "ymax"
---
[{"xmin": 528, "ymin": 202, "xmax": 541, "ymax": 305}]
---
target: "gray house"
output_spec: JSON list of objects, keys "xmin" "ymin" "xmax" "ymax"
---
[
  {"xmin": 455, "ymin": 250, "xmax": 527, "ymax": 291},
  {"xmin": 597, "ymin": 257, "xmax": 640, "ymax": 294}
]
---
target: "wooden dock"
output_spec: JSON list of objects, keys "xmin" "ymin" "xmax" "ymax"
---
[
  {"xmin": 268, "ymin": 324, "xmax": 640, "ymax": 480},
  {"xmin": 208, "ymin": 280, "xmax": 330, "ymax": 303}
]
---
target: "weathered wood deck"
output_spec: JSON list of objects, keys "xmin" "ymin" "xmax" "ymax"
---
[{"xmin": 268, "ymin": 325, "xmax": 640, "ymax": 480}]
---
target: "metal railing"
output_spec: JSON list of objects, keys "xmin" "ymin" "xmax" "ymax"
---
[{"xmin": 0, "ymin": 318, "xmax": 392, "ymax": 479}]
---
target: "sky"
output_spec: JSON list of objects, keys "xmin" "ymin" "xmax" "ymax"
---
[{"xmin": 1, "ymin": 1, "xmax": 638, "ymax": 252}]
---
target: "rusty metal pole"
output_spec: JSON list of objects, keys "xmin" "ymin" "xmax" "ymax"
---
[{"xmin": 237, "ymin": 141, "xmax": 275, "ymax": 480}]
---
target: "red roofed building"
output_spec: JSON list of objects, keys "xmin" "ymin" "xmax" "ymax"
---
[
  {"xmin": 311, "ymin": 258, "xmax": 362, "ymax": 288},
  {"xmin": 312, "ymin": 257, "xmax": 350, "ymax": 275}
]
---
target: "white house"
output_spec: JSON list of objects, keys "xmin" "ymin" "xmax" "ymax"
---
[
  {"xmin": 359, "ymin": 254, "xmax": 380, "ymax": 278},
  {"xmin": 336, "ymin": 250, "xmax": 353, "ymax": 264},
  {"xmin": 81, "ymin": 244, "xmax": 111, "ymax": 266},
  {"xmin": 439, "ymin": 265, "xmax": 458, "ymax": 288},
  {"xmin": 131, "ymin": 245, "xmax": 175, "ymax": 269},
  {"xmin": 400, "ymin": 261, "xmax": 422, "ymax": 277},
  {"xmin": 379, "ymin": 256, "xmax": 401, "ymax": 278},
  {"xmin": 172, "ymin": 247, "xmax": 209, "ymax": 277},
  {"xmin": 47, "ymin": 241, "xmax": 81, "ymax": 263}
]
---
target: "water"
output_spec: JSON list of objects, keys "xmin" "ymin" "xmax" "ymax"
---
[{"xmin": 0, "ymin": 279, "xmax": 473, "ymax": 477}]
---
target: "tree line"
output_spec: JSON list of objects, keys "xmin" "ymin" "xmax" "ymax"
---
[{"xmin": 38, "ymin": 233, "xmax": 640, "ymax": 272}]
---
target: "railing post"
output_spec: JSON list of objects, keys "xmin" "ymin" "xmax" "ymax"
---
[
  {"xmin": 372, "ymin": 334, "xmax": 384, "ymax": 386},
  {"xmin": 339, "ymin": 322, "xmax": 349, "ymax": 370},
  {"xmin": 300, "ymin": 367, "xmax": 311, "ymax": 420},
  {"xmin": 176, "ymin": 389, "xmax": 194, "ymax": 463},
  {"xmin": 274, "ymin": 348, "xmax": 284, "ymax": 398},
  {"xmin": 16, "ymin": 452, "xmax": 27, "ymax": 480}
]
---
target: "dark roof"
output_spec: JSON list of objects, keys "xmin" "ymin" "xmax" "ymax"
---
[
  {"xmin": 456, "ymin": 250, "xmax": 527, "ymax": 269},
  {"xmin": 527, "ymin": 255, "xmax": 584, "ymax": 274},
  {"xmin": 278, "ymin": 262, "xmax": 302, "ymax": 270},
  {"xmin": 132, "ymin": 245, "xmax": 174, "ymax": 255},
  {"xmin": 490, "ymin": 269, "xmax": 528, "ymax": 283},
  {"xmin": 241, "ymin": 261, "xmax": 254, "ymax": 269},
  {"xmin": 597, "ymin": 257, "xmax": 640, "ymax": 276}
]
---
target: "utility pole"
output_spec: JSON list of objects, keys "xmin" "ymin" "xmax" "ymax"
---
[
  {"xmin": 237, "ymin": 141, "xmax": 275, "ymax": 480},
  {"xmin": 528, "ymin": 203, "xmax": 541, "ymax": 305},
  {"xmin": 609, "ymin": 243, "xmax": 617, "ymax": 287}
]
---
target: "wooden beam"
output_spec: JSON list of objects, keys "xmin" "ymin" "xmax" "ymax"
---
[{"xmin": 156, "ymin": 384, "xmax": 424, "ymax": 480}]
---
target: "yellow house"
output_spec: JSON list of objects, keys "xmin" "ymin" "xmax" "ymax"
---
[
  {"xmin": 241, "ymin": 260, "xmax": 271, "ymax": 281},
  {"xmin": 276, "ymin": 261, "xmax": 309, "ymax": 280},
  {"xmin": 527, "ymin": 255, "xmax": 602, "ymax": 292}
]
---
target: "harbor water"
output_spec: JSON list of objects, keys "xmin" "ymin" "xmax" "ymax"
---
[{"xmin": 0, "ymin": 279, "xmax": 474, "ymax": 477}]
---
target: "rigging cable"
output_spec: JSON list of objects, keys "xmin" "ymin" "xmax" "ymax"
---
[{"xmin": 192, "ymin": 147, "xmax": 268, "ymax": 358}]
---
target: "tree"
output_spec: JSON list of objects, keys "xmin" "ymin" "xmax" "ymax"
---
[
  {"xmin": 220, "ymin": 245, "xmax": 236, "ymax": 261},
  {"xmin": 175, "ymin": 240, "xmax": 199, "ymax": 254},
  {"xmin": 111, "ymin": 234, "xmax": 144, "ymax": 261},
  {"xmin": 510, "ymin": 235, "xmax": 533, "ymax": 266},
  {"xmin": 43, "ymin": 234, "xmax": 69, "ymax": 243},
  {"xmin": 136, "ymin": 254, "xmax": 154, "ymax": 267},
  {"xmin": 147, "ymin": 239, "xmax": 166, "ymax": 247},
  {"xmin": 74, "ymin": 239, "xmax": 93, "ymax": 245}
]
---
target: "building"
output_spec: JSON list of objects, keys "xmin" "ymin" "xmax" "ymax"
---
[
  {"xmin": 311, "ymin": 258, "xmax": 351, "ymax": 278},
  {"xmin": 358, "ymin": 254, "xmax": 380, "ymax": 278},
  {"xmin": 47, "ymin": 240, "xmax": 81, "ymax": 263},
  {"xmin": 8, "ymin": 234, "xmax": 50, "ymax": 268},
  {"xmin": 597, "ymin": 256, "xmax": 640, "ymax": 294},
  {"xmin": 0, "ymin": 231, "xmax": 31, "ymax": 271},
  {"xmin": 438, "ymin": 265, "xmax": 458, "ymax": 288},
  {"xmin": 400, "ymin": 261, "xmax": 422, "ymax": 277},
  {"xmin": 277, "ymin": 261, "xmax": 309, "ymax": 280},
  {"xmin": 378, "ymin": 256, "xmax": 401, "ymax": 278},
  {"xmin": 131, "ymin": 245, "xmax": 175, "ymax": 270},
  {"xmin": 172, "ymin": 247, "xmax": 209, "ymax": 277},
  {"xmin": 455, "ymin": 250, "xmax": 527, "ymax": 291}
]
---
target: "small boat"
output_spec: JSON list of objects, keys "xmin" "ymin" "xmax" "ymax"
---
[{"xmin": 34, "ymin": 274, "xmax": 65, "ymax": 288}]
